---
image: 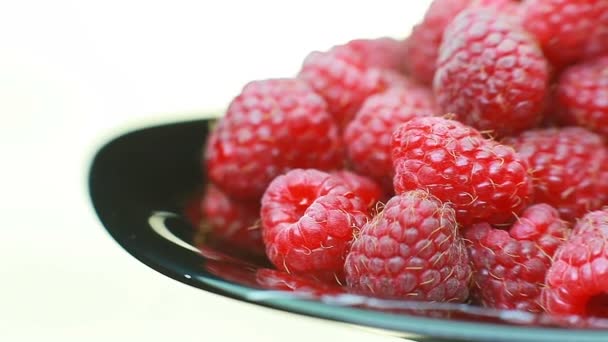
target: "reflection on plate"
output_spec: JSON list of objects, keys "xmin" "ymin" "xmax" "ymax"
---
[{"xmin": 89, "ymin": 118, "xmax": 608, "ymax": 342}]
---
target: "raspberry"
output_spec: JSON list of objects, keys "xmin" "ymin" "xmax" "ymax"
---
[
  {"xmin": 344, "ymin": 86, "xmax": 436, "ymax": 189},
  {"xmin": 344, "ymin": 190, "xmax": 471, "ymax": 301},
  {"xmin": 521, "ymin": 0, "xmax": 608, "ymax": 68},
  {"xmin": 256, "ymin": 269, "xmax": 344, "ymax": 296},
  {"xmin": 343, "ymin": 37, "xmax": 408, "ymax": 73},
  {"xmin": 584, "ymin": 6, "xmax": 608, "ymax": 59},
  {"xmin": 200, "ymin": 185, "xmax": 265, "ymax": 256},
  {"xmin": 434, "ymin": 8, "xmax": 549, "ymax": 137},
  {"xmin": 331, "ymin": 170, "xmax": 384, "ymax": 211},
  {"xmin": 205, "ymin": 78, "xmax": 343, "ymax": 200},
  {"xmin": 556, "ymin": 56, "xmax": 608, "ymax": 138},
  {"xmin": 542, "ymin": 209, "xmax": 608, "ymax": 317},
  {"xmin": 404, "ymin": 0, "xmax": 519, "ymax": 85},
  {"xmin": 260, "ymin": 169, "xmax": 369, "ymax": 277},
  {"xmin": 465, "ymin": 204, "xmax": 568, "ymax": 313},
  {"xmin": 504, "ymin": 127, "xmax": 608, "ymax": 222},
  {"xmin": 298, "ymin": 45, "xmax": 385, "ymax": 127},
  {"xmin": 392, "ymin": 116, "xmax": 533, "ymax": 226}
]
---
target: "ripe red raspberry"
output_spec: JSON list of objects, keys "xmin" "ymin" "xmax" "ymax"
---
[
  {"xmin": 504, "ymin": 127, "xmax": 608, "ymax": 222},
  {"xmin": 542, "ymin": 209, "xmax": 608, "ymax": 317},
  {"xmin": 298, "ymin": 45, "xmax": 386, "ymax": 127},
  {"xmin": 200, "ymin": 185, "xmax": 265, "ymax": 256},
  {"xmin": 344, "ymin": 190, "xmax": 471, "ymax": 301},
  {"xmin": 256, "ymin": 269, "xmax": 344, "ymax": 296},
  {"xmin": 521, "ymin": 0, "xmax": 608, "ymax": 68},
  {"xmin": 392, "ymin": 117, "xmax": 533, "ymax": 226},
  {"xmin": 331, "ymin": 170, "xmax": 384, "ymax": 211},
  {"xmin": 343, "ymin": 37, "xmax": 408, "ymax": 73},
  {"xmin": 404, "ymin": 0, "xmax": 519, "ymax": 85},
  {"xmin": 556, "ymin": 56, "xmax": 608, "ymax": 138},
  {"xmin": 344, "ymin": 86, "xmax": 436, "ymax": 190},
  {"xmin": 465, "ymin": 204, "xmax": 568, "ymax": 313},
  {"xmin": 205, "ymin": 78, "xmax": 343, "ymax": 200},
  {"xmin": 434, "ymin": 8, "xmax": 549, "ymax": 137},
  {"xmin": 584, "ymin": 6, "xmax": 608, "ymax": 59},
  {"xmin": 261, "ymin": 169, "xmax": 369, "ymax": 277}
]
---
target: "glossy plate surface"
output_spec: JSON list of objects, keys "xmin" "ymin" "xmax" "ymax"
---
[{"xmin": 88, "ymin": 119, "xmax": 608, "ymax": 342}]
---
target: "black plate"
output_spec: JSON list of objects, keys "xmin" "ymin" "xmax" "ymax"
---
[{"xmin": 88, "ymin": 118, "xmax": 608, "ymax": 342}]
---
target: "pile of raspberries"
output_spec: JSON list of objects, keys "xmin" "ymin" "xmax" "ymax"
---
[{"xmin": 194, "ymin": 0, "xmax": 608, "ymax": 320}]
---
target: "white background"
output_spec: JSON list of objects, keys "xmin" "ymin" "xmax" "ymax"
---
[{"xmin": 0, "ymin": 1, "xmax": 431, "ymax": 341}]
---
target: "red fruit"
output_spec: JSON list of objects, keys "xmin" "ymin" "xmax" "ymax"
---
[
  {"xmin": 331, "ymin": 170, "xmax": 384, "ymax": 211},
  {"xmin": 542, "ymin": 209, "xmax": 608, "ymax": 317},
  {"xmin": 504, "ymin": 127, "xmax": 608, "ymax": 222},
  {"xmin": 392, "ymin": 116, "xmax": 533, "ymax": 226},
  {"xmin": 344, "ymin": 190, "xmax": 471, "ymax": 302},
  {"xmin": 260, "ymin": 169, "xmax": 369, "ymax": 277},
  {"xmin": 298, "ymin": 45, "xmax": 386, "ymax": 127},
  {"xmin": 183, "ymin": 191, "xmax": 204, "ymax": 228},
  {"xmin": 256, "ymin": 269, "xmax": 344, "ymax": 296},
  {"xmin": 343, "ymin": 37, "xmax": 408, "ymax": 73},
  {"xmin": 465, "ymin": 204, "xmax": 568, "ymax": 313},
  {"xmin": 377, "ymin": 69, "xmax": 418, "ymax": 90},
  {"xmin": 200, "ymin": 185, "xmax": 265, "ymax": 256},
  {"xmin": 344, "ymin": 86, "xmax": 436, "ymax": 190},
  {"xmin": 205, "ymin": 78, "xmax": 343, "ymax": 200},
  {"xmin": 556, "ymin": 56, "xmax": 608, "ymax": 138},
  {"xmin": 584, "ymin": 7, "xmax": 608, "ymax": 59},
  {"xmin": 404, "ymin": 0, "xmax": 519, "ymax": 85},
  {"xmin": 434, "ymin": 8, "xmax": 549, "ymax": 137},
  {"xmin": 521, "ymin": 0, "xmax": 608, "ymax": 68}
]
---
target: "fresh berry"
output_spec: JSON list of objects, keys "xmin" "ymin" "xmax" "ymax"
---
[
  {"xmin": 298, "ymin": 45, "xmax": 386, "ymax": 127},
  {"xmin": 434, "ymin": 8, "xmax": 549, "ymax": 137},
  {"xmin": 344, "ymin": 86, "xmax": 436, "ymax": 189},
  {"xmin": 256, "ymin": 268, "xmax": 344, "ymax": 296},
  {"xmin": 504, "ymin": 127, "xmax": 608, "ymax": 222},
  {"xmin": 200, "ymin": 185, "xmax": 265, "ymax": 256},
  {"xmin": 331, "ymin": 170, "xmax": 384, "ymax": 211},
  {"xmin": 556, "ymin": 56, "xmax": 608, "ymax": 138},
  {"xmin": 392, "ymin": 116, "xmax": 533, "ymax": 226},
  {"xmin": 521, "ymin": 0, "xmax": 608, "ymax": 68},
  {"xmin": 344, "ymin": 190, "xmax": 471, "ymax": 301},
  {"xmin": 542, "ymin": 209, "xmax": 608, "ymax": 317},
  {"xmin": 183, "ymin": 190, "xmax": 204, "ymax": 229},
  {"xmin": 260, "ymin": 169, "xmax": 369, "ymax": 277},
  {"xmin": 378, "ymin": 69, "xmax": 418, "ymax": 90},
  {"xmin": 404, "ymin": 0, "xmax": 519, "ymax": 85},
  {"xmin": 465, "ymin": 204, "xmax": 568, "ymax": 313},
  {"xmin": 205, "ymin": 78, "xmax": 343, "ymax": 200},
  {"xmin": 584, "ymin": 6, "xmax": 608, "ymax": 59},
  {"xmin": 344, "ymin": 37, "xmax": 408, "ymax": 73}
]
